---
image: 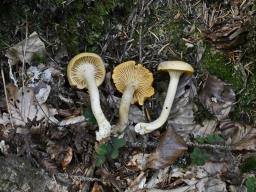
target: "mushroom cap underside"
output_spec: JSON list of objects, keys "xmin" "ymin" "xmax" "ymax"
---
[
  {"xmin": 158, "ymin": 61, "xmax": 194, "ymax": 74},
  {"xmin": 67, "ymin": 52, "xmax": 106, "ymax": 89},
  {"xmin": 112, "ymin": 60, "xmax": 154, "ymax": 105}
]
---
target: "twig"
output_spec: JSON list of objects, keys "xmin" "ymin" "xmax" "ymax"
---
[
  {"xmin": 70, "ymin": 175, "xmax": 102, "ymax": 182},
  {"xmin": 1, "ymin": 68, "xmax": 14, "ymax": 129},
  {"xmin": 22, "ymin": 19, "xmax": 29, "ymax": 89},
  {"xmin": 139, "ymin": 25, "xmax": 143, "ymax": 63},
  {"xmin": 127, "ymin": 140, "xmax": 233, "ymax": 151},
  {"xmin": 186, "ymin": 141, "xmax": 233, "ymax": 151}
]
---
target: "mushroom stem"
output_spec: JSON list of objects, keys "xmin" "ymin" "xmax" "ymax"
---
[
  {"xmin": 135, "ymin": 71, "xmax": 181, "ymax": 134},
  {"xmin": 115, "ymin": 84, "xmax": 136, "ymax": 133},
  {"xmin": 83, "ymin": 65, "xmax": 111, "ymax": 141}
]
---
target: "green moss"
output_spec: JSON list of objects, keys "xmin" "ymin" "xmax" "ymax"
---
[{"xmin": 201, "ymin": 45, "xmax": 243, "ymax": 90}]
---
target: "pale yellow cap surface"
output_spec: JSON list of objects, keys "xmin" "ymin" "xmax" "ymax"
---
[
  {"xmin": 112, "ymin": 61, "xmax": 154, "ymax": 105},
  {"xmin": 158, "ymin": 61, "xmax": 194, "ymax": 75},
  {"xmin": 67, "ymin": 52, "xmax": 106, "ymax": 89}
]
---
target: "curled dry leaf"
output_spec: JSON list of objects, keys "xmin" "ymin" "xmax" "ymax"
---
[
  {"xmin": 147, "ymin": 127, "xmax": 188, "ymax": 169},
  {"xmin": 199, "ymin": 74, "xmax": 236, "ymax": 120},
  {"xmin": 5, "ymin": 32, "xmax": 46, "ymax": 65},
  {"xmin": 219, "ymin": 119, "xmax": 256, "ymax": 150}
]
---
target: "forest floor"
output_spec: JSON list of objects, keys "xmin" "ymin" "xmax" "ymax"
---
[{"xmin": 0, "ymin": 0, "xmax": 255, "ymax": 192}]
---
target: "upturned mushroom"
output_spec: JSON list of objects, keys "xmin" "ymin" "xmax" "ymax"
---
[
  {"xmin": 112, "ymin": 61, "xmax": 154, "ymax": 133},
  {"xmin": 135, "ymin": 61, "xmax": 194, "ymax": 135},
  {"xmin": 67, "ymin": 52, "xmax": 111, "ymax": 141}
]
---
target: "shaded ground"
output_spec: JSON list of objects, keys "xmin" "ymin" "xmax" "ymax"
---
[{"xmin": 0, "ymin": 0, "xmax": 256, "ymax": 192}]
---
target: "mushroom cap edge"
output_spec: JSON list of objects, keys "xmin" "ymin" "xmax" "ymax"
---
[{"xmin": 67, "ymin": 52, "xmax": 106, "ymax": 89}]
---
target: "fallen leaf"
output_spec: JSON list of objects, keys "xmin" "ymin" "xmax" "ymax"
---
[
  {"xmin": 168, "ymin": 76, "xmax": 197, "ymax": 139},
  {"xmin": 219, "ymin": 119, "xmax": 256, "ymax": 150},
  {"xmin": 91, "ymin": 182, "xmax": 104, "ymax": 192},
  {"xmin": 199, "ymin": 74, "xmax": 236, "ymax": 120},
  {"xmin": 5, "ymin": 32, "xmax": 46, "ymax": 65},
  {"xmin": 204, "ymin": 21, "xmax": 248, "ymax": 50},
  {"xmin": 0, "ymin": 84, "xmax": 59, "ymax": 132},
  {"xmin": 127, "ymin": 153, "xmax": 150, "ymax": 171},
  {"xmin": 61, "ymin": 146, "xmax": 73, "ymax": 170},
  {"xmin": 229, "ymin": 185, "xmax": 246, "ymax": 192},
  {"xmin": 8, "ymin": 86, "xmax": 49, "ymax": 126},
  {"xmin": 147, "ymin": 127, "xmax": 188, "ymax": 169},
  {"xmin": 0, "ymin": 140, "xmax": 9, "ymax": 155},
  {"xmin": 196, "ymin": 177, "xmax": 227, "ymax": 192},
  {"xmin": 192, "ymin": 119, "xmax": 218, "ymax": 137},
  {"xmin": 145, "ymin": 167, "xmax": 174, "ymax": 189}
]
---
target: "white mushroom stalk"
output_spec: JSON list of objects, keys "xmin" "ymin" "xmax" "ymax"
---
[
  {"xmin": 135, "ymin": 61, "xmax": 193, "ymax": 135},
  {"xmin": 82, "ymin": 64, "xmax": 111, "ymax": 141},
  {"xmin": 115, "ymin": 83, "xmax": 136, "ymax": 132},
  {"xmin": 135, "ymin": 71, "xmax": 180, "ymax": 134}
]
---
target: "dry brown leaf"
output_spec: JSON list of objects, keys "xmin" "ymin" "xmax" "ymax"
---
[
  {"xmin": 192, "ymin": 119, "xmax": 218, "ymax": 137},
  {"xmin": 61, "ymin": 146, "xmax": 73, "ymax": 170},
  {"xmin": 229, "ymin": 185, "xmax": 246, "ymax": 192},
  {"xmin": 204, "ymin": 21, "xmax": 248, "ymax": 50},
  {"xmin": 0, "ymin": 85, "xmax": 58, "ymax": 131},
  {"xmin": 7, "ymin": 86, "xmax": 49, "ymax": 126},
  {"xmin": 5, "ymin": 32, "xmax": 46, "ymax": 65},
  {"xmin": 219, "ymin": 119, "xmax": 256, "ymax": 150},
  {"xmin": 91, "ymin": 182, "xmax": 104, "ymax": 192},
  {"xmin": 196, "ymin": 177, "xmax": 227, "ymax": 192},
  {"xmin": 168, "ymin": 77, "xmax": 197, "ymax": 139},
  {"xmin": 147, "ymin": 127, "xmax": 188, "ymax": 169},
  {"xmin": 199, "ymin": 74, "xmax": 236, "ymax": 120}
]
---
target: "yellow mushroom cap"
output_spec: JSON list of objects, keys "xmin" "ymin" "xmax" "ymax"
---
[
  {"xmin": 67, "ymin": 52, "xmax": 106, "ymax": 89},
  {"xmin": 112, "ymin": 61, "xmax": 154, "ymax": 105},
  {"xmin": 158, "ymin": 61, "xmax": 194, "ymax": 75}
]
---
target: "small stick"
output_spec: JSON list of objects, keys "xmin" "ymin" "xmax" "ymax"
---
[{"xmin": 1, "ymin": 68, "xmax": 14, "ymax": 129}]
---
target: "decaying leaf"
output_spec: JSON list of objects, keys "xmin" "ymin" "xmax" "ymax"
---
[
  {"xmin": 0, "ymin": 85, "xmax": 58, "ymax": 130},
  {"xmin": 145, "ymin": 167, "xmax": 170, "ymax": 189},
  {"xmin": 61, "ymin": 146, "xmax": 73, "ymax": 170},
  {"xmin": 204, "ymin": 21, "xmax": 248, "ymax": 50},
  {"xmin": 219, "ymin": 119, "xmax": 256, "ymax": 150},
  {"xmin": 127, "ymin": 153, "xmax": 150, "ymax": 171},
  {"xmin": 168, "ymin": 76, "xmax": 197, "ymax": 139},
  {"xmin": 8, "ymin": 86, "xmax": 49, "ymax": 126},
  {"xmin": 27, "ymin": 65, "xmax": 62, "ymax": 104},
  {"xmin": 5, "ymin": 32, "xmax": 46, "ymax": 65},
  {"xmin": 196, "ymin": 177, "xmax": 227, "ymax": 192},
  {"xmin": 91, "ymin": 182, "xmax": 104, "ymax": 192},
  {"xmin": 199, "ymin": 74, "xmax": 236, "ymax": 120},
  {"xmin": 0, "ymin": 140, "xmax": 9, "ymax": 155},
  {"xmin": 147, "ymin": 127, "xmax": 188, "ymax": 169}
]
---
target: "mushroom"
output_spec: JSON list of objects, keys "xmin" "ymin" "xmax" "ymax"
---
[
  {"xmin": 135, "ymin": 61, "xmax": 194, "ymax": 135},
  {"xmin": 112, "ymin": 61, "xmax": 154, "ymax": 133},
  {"xmin": 67, "ymin": 52, "xmax": 111, "ymax": 141}
]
